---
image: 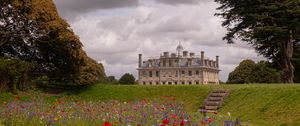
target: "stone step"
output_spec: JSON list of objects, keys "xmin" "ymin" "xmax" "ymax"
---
[
  {"xmin": 207, "ymin": 97, "xmax": 223, "ymax": 101},
  {"xmin": 212, "ymin": 89, "xmax": 229, "ymax": 93},
  {"xmin": 199, "ymin": 108, "xmax": 217, "ymax": 113},
  {"xmin": 204, "ymin": 105, "xmax": 218, "ymax": 110},
  {"xmin": 204, "ymin": 101, "xmax": 221, "ymax": 106},
  {"xmin": 209, "ymin": 93, "xmax": 228, "ymax": 97},
  {"xmin": 200, "ymin": 89, "xmax": 230, "ymax": 113}
]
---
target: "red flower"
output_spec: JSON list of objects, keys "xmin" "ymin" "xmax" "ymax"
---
[
  {"xmin": 213, "ymin": 111, "xmax": 218, "ymax": 115},
  {"xmin": 160, "ymin": 124, "xmax": 165, "ymax": 126},
  {"xmin": 15, "ymin": 96, "xmax": 20, "ymax": 101},
  {"xmin": 180, "ymin": 120, "xmax": 185, "ymax": 126},
  {"xmin": 162, "ymin": 118, "xmax": 169, "ymax": 124},
  {"xmin": 104, "ymin": 122, "xmax": 111, "ymax": 126},
  {"xmin": 200, "ymin": 119, "xmax": 206, "ymax": 125},
  {"xmin": 170, "ymin": 96, "xmax": 175, "ymax": 101},
  {"xmin": 208, "ymin": 117, "xmax": 213, "ymax": 123},
  {"xmin": 86, "ymin": 108, "xmax": 91, "ymax": 112}
]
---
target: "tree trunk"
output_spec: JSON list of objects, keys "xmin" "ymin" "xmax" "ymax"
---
[{"xmin": 281, "ymin": 37, "xmax": 294, "ymax": 83}]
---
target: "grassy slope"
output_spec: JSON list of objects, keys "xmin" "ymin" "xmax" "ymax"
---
[{"xmin": 1, "ymin": 84, "xmax": 300, "ymax": 125}]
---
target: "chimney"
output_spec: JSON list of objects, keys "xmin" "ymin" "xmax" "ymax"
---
[
  {"xmin": 216, "ymin": 55, "xmax": 219, "ymax": 68},
  {"xmin": 171, "ymin": 53, "xmax": 176, "ymax": 58},
  {"xmin": 163, "ymin": 52, "xmax": 169, "ymax": 57},
  {"xmin": 138, "ymin": 54, "xmax": 142, "ymax": 67},
  {"xmin": 201, "ymin": 51, "xmax": 204, "ymax": 66},
  {"xmin": 190, "ymin": 52, "xmax": 195, "ymax": 57},
  {"xmin": 183, "ymin": 51, "xmax": 188, "ymax": 57}
]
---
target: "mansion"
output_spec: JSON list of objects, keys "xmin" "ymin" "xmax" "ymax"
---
[{"xmin": 137, "ymin": 43, "xmax": 220, "ymax": 85}]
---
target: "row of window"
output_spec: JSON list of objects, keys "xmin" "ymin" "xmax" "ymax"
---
[
  {"xmin": 142, "ymin": 81, "xmax": 201, "ymax": 85},
  {"xmin": 142, "ymin": 70, "xmax": 200, "ymax": 77}
]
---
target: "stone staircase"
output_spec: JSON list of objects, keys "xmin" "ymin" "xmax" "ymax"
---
[{"xmin": 200, "ymin": 89, "xmax": 230, "ymax": 113}]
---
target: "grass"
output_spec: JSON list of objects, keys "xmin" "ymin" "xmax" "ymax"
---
[{"xmin": 1, "ymin": 84, "xmax": 300, "ymax": 125}]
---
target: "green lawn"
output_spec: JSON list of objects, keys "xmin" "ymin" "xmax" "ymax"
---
[{"xmin": 1, "ymin": 84, "xmax": 300, "ymax": 125}]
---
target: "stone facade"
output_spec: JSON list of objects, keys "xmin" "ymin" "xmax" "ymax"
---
[{"xmin": 137, "ymin": 43, "xmax": 220, "ymax": 85}]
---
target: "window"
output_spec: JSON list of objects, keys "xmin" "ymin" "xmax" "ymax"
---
[
  {"xmin": 189, "ymin": 71, "xmax": 192, "ymax": 76},
  {"xmin": 182, "ymin": 81, "xmax": 185, "ymax": 84},
  {"xmin": 174, "ymin": 81, "xmax": 178, "ymax": 85},
  {"xmin": 196, "ymin": 70, "xmax": 199, "ymax": 75},
  {"xmin": 182, "ymin": 70, "xmax": 185, "ymax": 74},
  {"xmin": 156, "ymin": 71, "xmax": 160, "ymax": 77},
  {"xmin": 143, "ymin": 71, "xmax": 147, "ymax": 77},
  {"xmin": 189, "ymin": 81, "xmax": 192, "ymax": 85},
  {"xmin": 168, "ymin": 82, "xmax": 172, "ymax": 85},
  {"xmin": 169, "ymin": 60, "xmax": 172, "ymax": 66},
  {"xmin": 149, "ymin": 71, "xmax": 152, "ymax": 77},
  {"xmin": 196, "ymin": 81, "xmax": 199, "ymax": 84},
  {"xmin": 162, "ymin": 82, "xmax": 166, "ymax": 85},
  {"xmin": 143, "ymin": 82, "xmax": 146, "ymax": 85},
  {"xmin": 163, "ymin": 60, "xmax": 166, "ymax": 67},
  {"xmin": 156, "ymin": 82, "xmax": 159, "ymax": 85}
]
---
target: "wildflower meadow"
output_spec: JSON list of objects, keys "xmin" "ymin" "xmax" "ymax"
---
[{"xmin": 0, "ymin": 95, "xmax": 244, "ymax": 126}]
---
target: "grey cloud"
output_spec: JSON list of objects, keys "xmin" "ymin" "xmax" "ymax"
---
[
  {"xmin": 56, "ymin": 0, "xmax": 266, "ymax": 81},
  {"xmin": 152, "ymin": 0, "xmax": 206, "ymax": 5},
  {"xmin": 53, "ymin": 0, "xmax": 139, "ymax": 20}
]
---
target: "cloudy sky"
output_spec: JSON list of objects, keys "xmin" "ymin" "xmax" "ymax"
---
[{"xmin": 53, "ymin": 0, "xmax": 264, "ymax": 81}]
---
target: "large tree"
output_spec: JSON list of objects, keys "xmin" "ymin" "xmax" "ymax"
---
[
  {"xmin": 215, "ymin": 0, "xmax": 300, "ymax": 83},
  {"xmin": 119, "ymin": 73, "xmax": 136, "ymax": 85},
  {"xmin": 227, "ymin": 59, "xmax": 255, "ymax": 84},
  {"xmin": 0, "ymin": 0, "xmax": 106, "ymax": 86},
  {"xmin": 227, "ymin": 59, "xmax": 281, "ymax": 84}
]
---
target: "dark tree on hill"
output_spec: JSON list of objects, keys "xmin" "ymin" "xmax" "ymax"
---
[
  {"xmin": 249, "ymin": 61, "xmax": 281, "ymax": 83},
  {"xmin": 227, "ymin": 60, "xmax": 281, "ymax": 84},
  {"xmin": 107, "ymin": 76, "xmax": 118, "ymax": 84},
  {"xmin": 227, "ymin": 59, "xmax": 255, "ymax": 84},
  {"xmin": 119, "ymin": 73, "xmax": 135, "ymax": 85},
  {"xmin": 215, "ymin": 0, "xmax": 300, "ymax": 83}
]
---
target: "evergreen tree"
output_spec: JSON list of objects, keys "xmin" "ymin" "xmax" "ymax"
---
[{"xmin": 215, "ymin": 0, "xmax": 300, "ymax": 83}]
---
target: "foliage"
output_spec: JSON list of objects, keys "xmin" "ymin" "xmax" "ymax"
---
[
  {"xmin": 249, "ymin": 61, "xmax": 281, "ymax": 83},
  {"xmin": 0, "ymin": 58, "xmax": 34, "ymax": 92},
  {"xmin": 227, "ymin": 60, "xmax": 281, "ymax": 84},
  {"xmin": 293, "ymin": 45, "xmax": 300, "ymax": 82},
  {"xmin": 215, "ymin": 0, "xmax": 300, "ymax": 83},
  {"xmin": 227, "ymin": 59, "xmax": 256, "ymax": 84},
  {"xmin": 119, "ymin": 73, "xmax": 136, "ymax": 85},
  {"xmin": 0, "ymin": 0, "xmax": 106, "ymax": 88},
  {"xmin": 106, "ymin": 76, "xmax": 119, "ymax": 84}
]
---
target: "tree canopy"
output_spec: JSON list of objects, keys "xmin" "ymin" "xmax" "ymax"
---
[
  {"xmin": 0, "ymin": 0, "xmax": 106, "ymax": 90},
  {"xmin": 215, "ymin": 0, "xmax": 300, "ymax": 83},
  {"xmin": 119, "ymin": 73, "xmax": 136, "ymax": 85},
  {"xmin": 227, "ymin": 59, "xmax": 281, "ymax": 84},
  {"xmin": 227, "ymin": 59, "xmax": 256, "ymax": 84}
]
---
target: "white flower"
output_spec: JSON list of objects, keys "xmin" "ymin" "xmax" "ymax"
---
[{"xmin": 227, "ymin": 112, "xmax": 231, "ymax": 116}]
